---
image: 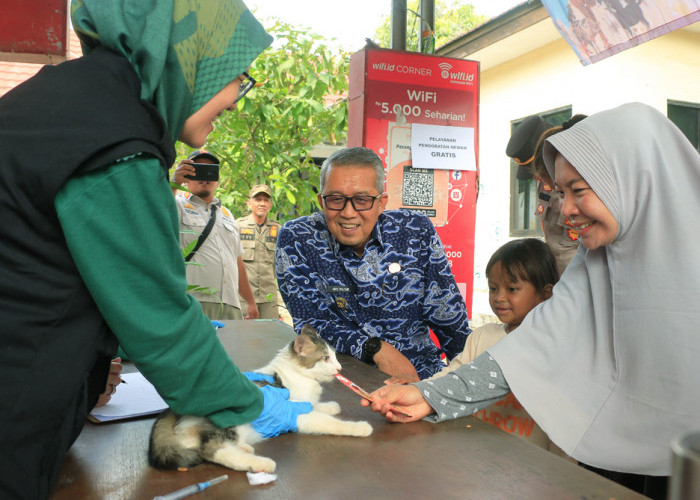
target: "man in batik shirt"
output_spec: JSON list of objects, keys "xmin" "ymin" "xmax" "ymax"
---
[{"xmin": 276, "ymin": 147, "xmax": 471, "ymax": 382}]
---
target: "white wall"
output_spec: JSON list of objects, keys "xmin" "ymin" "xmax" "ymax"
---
[{"xmin": 470, "ymin": 25, "xmax": 700, "ymax": 318}]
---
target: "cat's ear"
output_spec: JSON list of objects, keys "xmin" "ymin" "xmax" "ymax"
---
[
  {"xmin": 300, "ymin": 324, "xmax": 319, "ymax": 338},
  {"xmin": 295, "ymin": 324, "xmax": 321, "ymax": 355},
  {"xmin": 294, "ymin": 332, "xmax": 311, "ymax": 355}
]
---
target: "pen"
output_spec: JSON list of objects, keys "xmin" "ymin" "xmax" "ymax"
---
[{"xmin": 152, "ymin": 474, "xmax": 228, "ymax": 500}]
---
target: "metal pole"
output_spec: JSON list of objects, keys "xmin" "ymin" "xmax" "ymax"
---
[
  {"xmin": 420, "ymin": 0, "xmax": 435, "ymax": 53},
  {"xmin": 391, "ymin": 0, "xmax": 406, "ymax": 51}
]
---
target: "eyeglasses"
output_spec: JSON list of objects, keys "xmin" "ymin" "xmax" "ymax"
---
[
  {"xmin": 322, "ymin": 194, "xmax": 383, "ymax": 212},
  {"xmin": 232, "ymin": 72, "xmax": 256, "ymax": 105}
]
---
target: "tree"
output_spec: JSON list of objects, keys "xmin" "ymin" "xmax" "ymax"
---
[
  {"xmin": 373, "ymin": 0, "xmax": 487, "ymax": 51},
  {"xmin": 175, "ymin": 20, "xmax": 350, "ymax": 223}
]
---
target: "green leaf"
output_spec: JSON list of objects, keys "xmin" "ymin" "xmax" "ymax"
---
[
  {"xmin": 182, "ymin": 239, "xmax": 197, "ymax": 259},
  {"xmin": 285, "ymin": 188, "xmax": 297, "ymax": 204},
  {"xmin": 186, "ymin": 285, "xmax": 219, "ymax": 296},
  {"xmin": 170, "ymin": 181, "xmax": 189, "ymax": 192}
]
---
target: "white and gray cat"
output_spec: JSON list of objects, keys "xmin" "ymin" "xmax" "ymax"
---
[{"xmin": 148, "ymin": 325, "xmax": 372, "ymax": 473}]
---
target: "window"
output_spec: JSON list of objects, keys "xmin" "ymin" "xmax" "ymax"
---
[
  {"xmin": 668, "ymin": 100, "xmax": 700, "ymax": 152},
  {"xmin": 509, "ymin": 106, "xmax": 572, "ymax": 237}
]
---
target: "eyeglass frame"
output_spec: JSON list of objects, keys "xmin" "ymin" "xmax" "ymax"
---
[
  {"xmin": 232, "ymin": 72, "xmax": 256, "ymax": 106},
  {"xmin": 321, "ymin": 194, "xmax": 384, "ymax": 212}
]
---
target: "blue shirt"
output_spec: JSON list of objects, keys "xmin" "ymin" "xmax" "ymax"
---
[{"xmin": 276, "ymin": 209, "xmax": 471, "ymax": 379}]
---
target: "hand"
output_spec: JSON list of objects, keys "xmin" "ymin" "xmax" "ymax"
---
[
  {"xmin": 372, "ymin": 342, "xmax": 420, "ymax": 382},
  {"xmin": 245, "ymin": 302, "xmax": 260, "ymax": 320},
  {"xmin": 170, "ymin": 159, "xmax": 195, "ymax": 185},
  {"xmin": 361, "ymin": 384, "xmax": 433, "ymax": 423},
  {"xmin": 383, "ymin": 375, "xmax": 417, "ymax": 385},
  {"xmin": 250, "ymin": 385, "xmax": 313, "ymax": 438},
  {"xmin": 244, "ymin": 372, "xmax": 276, "ymax": 384},
  {"xmin": 95, "ymin": 357, "xmax": 124, "ymax": 407}
]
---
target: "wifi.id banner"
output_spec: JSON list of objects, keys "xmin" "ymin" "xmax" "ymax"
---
[
  {"xmin": 348, "ymin": 48, "xmax": 480, "ymax": 314},
  {"xmin": 541, "ymin": 0, "xmax": 700, "ymax": 65}
]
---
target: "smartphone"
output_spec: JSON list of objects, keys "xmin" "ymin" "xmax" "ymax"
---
[{"xmin": 184, "ymin": 163, "xmax": 219, "ymax": 181}]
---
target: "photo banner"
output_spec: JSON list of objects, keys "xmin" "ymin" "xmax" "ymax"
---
[{"xmin": 541, "ymin": 0, "xmax": 700, "ymax": 65}]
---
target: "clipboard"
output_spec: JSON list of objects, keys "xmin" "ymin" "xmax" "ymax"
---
[{"xmin": 88, "ymin": 372, "xmax": 168, "ymax": 423}]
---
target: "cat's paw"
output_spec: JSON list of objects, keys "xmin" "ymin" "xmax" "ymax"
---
[
  {"xmin": 239, "ymin": 443, "xmax": 254, "ymax": 453},
  {"xmin": 315, "ymin": 401, "xmax": 341, "ymax": 415},
  {"xmin": 249, "ymin": 456, "xmax": 276, "ymax": 473},
  {"xmin": 348, "ymin": 421, "xmax": 373, "ymax": 437}
]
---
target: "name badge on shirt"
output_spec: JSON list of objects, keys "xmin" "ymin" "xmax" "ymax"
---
[{"xmin": 327, "ymin": 285, "xmax": 353, "ymax": 294}]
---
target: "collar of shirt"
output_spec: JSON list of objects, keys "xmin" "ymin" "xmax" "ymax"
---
[{"xmin": 183, "ymin": 192, "xmax": 221, "ymax": 211}]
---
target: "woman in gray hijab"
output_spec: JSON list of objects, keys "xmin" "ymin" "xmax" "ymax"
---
[{"xmin": 366, "ymin": 103, "xmax": 700, "ymax": 499}]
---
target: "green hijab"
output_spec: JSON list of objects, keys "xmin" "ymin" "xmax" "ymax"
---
[{"xmin": 71, "ymin": 0, "xmax": 272, "ymax": 142}]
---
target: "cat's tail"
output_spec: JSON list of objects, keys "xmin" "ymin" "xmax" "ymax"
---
[{"xmin": 148, "ymin": 410, "xmax": 204, "ymax": 469}]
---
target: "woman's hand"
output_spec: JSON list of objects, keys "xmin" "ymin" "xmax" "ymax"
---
[
  {"xmin": 95, "ymin": 357, "xmax": 124, "ymax": 407},
  {"xmin": 361, "ymin": 383, "xmax": 433, "ymax": 423}
]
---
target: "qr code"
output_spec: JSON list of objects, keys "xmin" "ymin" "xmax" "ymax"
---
[{"xmin": 402, "ymin": 167, "xmax": 434, "ymax": 207}]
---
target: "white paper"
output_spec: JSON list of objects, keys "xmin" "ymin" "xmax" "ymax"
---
[
  {"xmin": 411, "ymin": 123, "xmax": 476, "ymax": 171},
  {"xmin": 89, "ymin": 372, "xmax": 168, "ymax": 422}
]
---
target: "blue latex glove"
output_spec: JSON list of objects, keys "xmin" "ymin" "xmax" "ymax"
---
[
  {"xmin": 244, "ymin": 372, "xmax": 276, "ymax": 384},
  {"xmin": 211, "ymin": 320, "xmax": 225, "ymax": 329},
  {"xmin": 249, "ymin": 384, "xmax": 313, "ymax": 438}
]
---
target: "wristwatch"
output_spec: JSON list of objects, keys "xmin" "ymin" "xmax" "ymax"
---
[{"xmin": 361, "ymin": 337, "xmax": 383, "ymax": 364}]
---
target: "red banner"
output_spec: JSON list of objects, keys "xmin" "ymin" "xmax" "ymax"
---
[
  {"xmin": 0, "ymin": 0, "xmax": 69, "ymax": 62},
  {"xmin": 349, "ymin": 48, "xmax": 479, "ymax": 315}
]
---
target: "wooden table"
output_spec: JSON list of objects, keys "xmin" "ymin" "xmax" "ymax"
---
[{"xmin": 51, "ymin": 320, "xmax": 647, "ymax": 499}]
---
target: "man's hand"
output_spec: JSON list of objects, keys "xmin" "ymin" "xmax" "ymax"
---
[
  {"xmin": 372, "ymin": 341, "xmax": 420, "ymax": 383},
  {"xmin": 245, "ymin": 302, "xmax": 260, "ymax": 320},
  {"xmin": 170, "ymin": 159, "xmax": 195, "ymax": 187},
  {"xmin": 383, "ymin": 374, "xmax": 418, "ymax": 385},
  {"xmin": 361, "ymin": 383, "xmax": 433, "ymax": 423}
]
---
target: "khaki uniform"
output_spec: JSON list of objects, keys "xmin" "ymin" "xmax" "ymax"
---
[
  {"xmin": 536, "ymin": 182, "xmax": 579, "ymax": 276},
  {"xmin": 176, "ymin": 192, "xmax": 243, "ymax": 319},
  {"xmin": 236, "ymin": 213, "xmax": 280, "ymax": 319}
]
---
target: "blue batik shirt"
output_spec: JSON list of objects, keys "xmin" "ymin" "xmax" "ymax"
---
[{"xmin": 276, "ymin": 209, "xmax": 471, "ymax": 379}]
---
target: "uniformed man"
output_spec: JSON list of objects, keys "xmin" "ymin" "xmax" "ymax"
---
[
  {"xmin": 506, "ymin": 115, "xmax": 580, "ymax": 276},
  {"xmin": 236, "ymin": 184, "xmax": 281, "ymax": 319},
  {"xmin": 171, "ymin": 150, "xmax": 260, "ymax": 320}
]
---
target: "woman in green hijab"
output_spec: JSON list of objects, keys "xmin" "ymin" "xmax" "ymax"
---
[{"xmin": 0, "ymin": 1, "xmax": 272, "ymax": 498}]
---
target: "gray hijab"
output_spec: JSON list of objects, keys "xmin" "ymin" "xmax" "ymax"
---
[{"xmin": 488, "ymin": 102, "xmax": 700, "ymax": 475}]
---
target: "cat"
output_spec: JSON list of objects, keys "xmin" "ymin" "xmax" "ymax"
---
[{"xmin": 148, "ymin": 324, "xmax": 373, "ymax": 473}]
